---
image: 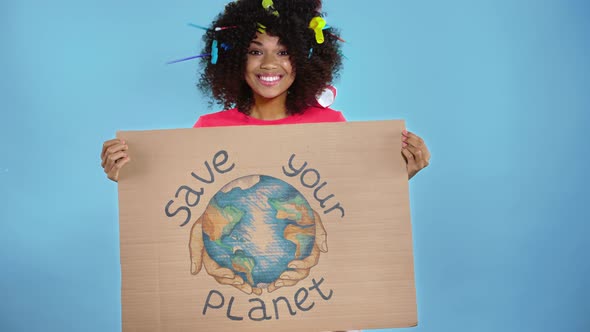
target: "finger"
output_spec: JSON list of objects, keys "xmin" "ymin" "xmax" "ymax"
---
[
  {"xmin": 402, "ymin": 148, "xmax": 414, "ymax": 160},
  {"xmin": 102, "ymin": 143, "xmax": 128, "ymax": 167},
  {"xmin": 252, "ymin": 287, "xmax": 263, "ymax": 296},
  {"xmin": 402, "ymin": 129, "xmax": 409, "ymax": 142},
  {"xmin": 402, "ymin": 136, "xmax": 409, "ymax": 150},
  {"xmin": 104, "ymin": 150, "xmax": 127, "ymax": 173},
  {"xmin": 189, "ymin": 216, "xmax": 205, "ymax": 275},
  {"xmin": 404, "ymin": 145, "xmax": 428, "ymax": 169},
  {"xmin": 231, "ymin": 280, "xmax": 253, "ymax": 295},
  {"xmin": 220, "ymin": 278, "xmax": 253, "ymax": 295},
  {"xmin": 102, "ymin": 143, "xmax": 129, "ymax": 163},
  {"xmin": 313, "ymin": 210, "xmax": 328, "ymax": 253},
  {"xmin": 406, "ymin": 132, "xmax": 431, "ymax": 165},
  {"xmin": 104, "ymin": 151, "xmax": 128, "ymax": 174},
  {"xmin": 101, "ymin": 139, "xmax": 124, "ymax": 160},
  {"xmin": 101, "ymin": 139, "xmax": 120, "ymax": 159},
  {"xmin": 405, "ymin": 132, "xmax": 427, "ymax": 152},
  {"xmin": 112, "ymin": 155, "xmax": 130, "ymax": 172},
  {"xmin": 267, "ymin": 282, "xmax": 279, "ymax": 293},
  {"xmin": 288, "ymin": 244, "xmax": 320, "ymax": 269},
  {"xmin": 404, "ymin": 131, "xmax": 420, "ymax": 142},
  {"xmin": 402, "ymin": 148, "xmax": 421, "ymax": 179},
  {"xmin": 267, "ymin": 279, "xmax": 300, "ymax": 293},
  {"xmin": 405, "ymin": 135, "xmax": 424, "ymax": 149},
  {"xmin": 213, "ymin": 274, "xmax": 245, "ymax": 286},
  {"xmin": 402, "ymin": 148, "xmax": 418, "ymax": 175},
  {"xmin": 107, "ymin": 157, "xmax": 130, "ymax": 182},
  {"xmin": 402, "ymin": 147, "xmax": 415, "ymax": 162},
  {"xmin": 104, "ymin": 156, "xmax": 115, "ymax": 175},
  {"xmin": 202, "ymin": 250, "xmax": 236, "ymax": 279},
  {"xmin": 404, "ymin": 144, "xmax": 422, "ymax": 159},
  {"xmin": 232, "ymin": 283, "xmax": 253, "ymax": 295},
  {"xmin": 279, "ymin": 268, "xmax": 310, "ymax": 281}
]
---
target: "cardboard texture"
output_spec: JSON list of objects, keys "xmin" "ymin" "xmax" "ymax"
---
[{"xmin": 117, "ymin": 120, "xmax": 417, "ymax": 332}]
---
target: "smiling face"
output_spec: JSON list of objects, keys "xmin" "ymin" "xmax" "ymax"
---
[{"xmin": 244, "ymin": 33, "xmax": 296, "ymax": 102}]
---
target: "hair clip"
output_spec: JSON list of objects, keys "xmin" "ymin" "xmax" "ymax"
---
[
  {"xmin": 308, "ymin": 48, "xmax": 314, "ymax": 59},
  {"xmin": 167, "ymin": 53, "xmax": 210, "ymax": 65},
  {"xmin": 215, "ymin": 25, "xmax": 238, "ymax": 31},
  {"xmin": 167, "ymin": 43, "xmax": 230, "ymax": 65},
  {"xmin": 262, "ymin": 0, "xmax": 280, "ymax": 17},
  {"xmin": 262, "ymin": 0, "xmax": 273, "ymax": 9},
  {"xmin": 316, "ymin": 86, "xmax": 337, "ymax": 108},
  {"xmin": 309, "ymin": 17, "xmax": 326, "ymax": 44},
  {"xmin": 188, "ymin": 23, "xmax": 238, "ymax": 32},
  {"xmin": 327, "ymin": 32, "xmax": 346, "ymax": 43},
  {"xmin": 188, "ymin": 23, "xmax": 209, "ymax": 31},
  {"xmin": 257, "ymin": 22, "xmax": 267, "ymax": 34},
  {"xmin": 211, "ymin": 40, "xmax": 219, "ymax": 64},
  {"xmin": 321, "ymin": 24, "xmax": 346, "ymax": 43}
]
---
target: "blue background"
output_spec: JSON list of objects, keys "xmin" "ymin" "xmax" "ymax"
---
[{"xmin": 1, "ymin": 0, "xmax": 589, "ymax": 331}]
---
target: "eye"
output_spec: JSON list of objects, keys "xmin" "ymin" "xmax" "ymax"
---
[
  {"xmin": 278, "ymin": 50, "xmax": 289, "ymax": 56},
  {"xmin": 248, "ymin": 49, "xmax": 262, "ymax": 55}
]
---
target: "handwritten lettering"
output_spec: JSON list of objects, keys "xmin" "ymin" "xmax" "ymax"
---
[
  {"xmin": 164, "ymin": 150, "xmax": 235, "ymax": 227},
  {"xmin": 202, "ymin": 278, "xmax": 333, "ymax": 321},
  {"xmin": 283, "ymin": 154, "xmax": 345, "ymax": 218}
]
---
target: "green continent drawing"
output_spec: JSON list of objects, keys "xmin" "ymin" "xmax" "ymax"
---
[{"xmin": 201, "ymin": 175, "xmax": 317, "ymax": 288}]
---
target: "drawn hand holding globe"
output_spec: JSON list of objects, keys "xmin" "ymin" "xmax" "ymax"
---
[
  {"xmin": 189, "ymin": 215, "xmax": 263, "ymax": 295},
  {"xmin": 266, "ymin": 210, "xmax": 327, "ymax": 293},
  {"xmin": 188, "ymin": 175, "xmax": 328, "ymax": 295}
]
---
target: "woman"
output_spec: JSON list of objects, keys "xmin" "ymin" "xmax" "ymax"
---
[{"xmin": 101, "ymin": 0, "xmax": 430, "ymax": 181}]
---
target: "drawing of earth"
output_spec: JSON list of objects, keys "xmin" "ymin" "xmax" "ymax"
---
[{"xmin": 201, "ymin": 175, "xmax": 316, "ymax": 288}]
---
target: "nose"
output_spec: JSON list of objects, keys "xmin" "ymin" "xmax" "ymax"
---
[{"xmin": 260, "ymin": 53, "xmax": 279, "ymax": 70}]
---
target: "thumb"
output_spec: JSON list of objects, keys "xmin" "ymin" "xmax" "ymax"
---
[
  {"xmin": 313, "ymin": 210, "xmax": 328, "ymax": 253},
  {"xmin": 189, "ymin": 216, "xmax": 205, "ymax": 275}
]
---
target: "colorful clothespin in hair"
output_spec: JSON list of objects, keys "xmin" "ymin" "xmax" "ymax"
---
[
  {"xmin": 320, "ymin": 24, "xmax": 347, "ymax": 43},
  {"xmin": 315, "ymin": 86, "xmax": 337, "ymax": 108},
  {"xmin": 211, "ymin": 40, "xmax": 219, "ymax": 64},
  {"xmin": 188, "ymin": 23, "xmax": 238, "ymax": 32},
  {"xmin": 309, "ymin": 17, "xmax": 326, "ymax": 44},
  {"xmin": 262, "ymin": 0, "xmax": 280, "ymax": 17},
  {"xmin": 167, "ymin": 53, "xmax": 211, "ymax": 65},
  {"xmin": 188, "ymin": 23, "xmax": 210, "ymax": 31},
  {"xmin": 257, "ymin": 22, "xmax": 267, "ymax": 34},
  {"xmin": 262, "ymin": 0, "xmax": 273, "ymax": 9},
  {"xmin": 215, "ymin": 25, "xmax": 238, "ymax": 31},
  {"xmin": 328, "ymin": 32, "xmax": 347, "ymax": 43}
]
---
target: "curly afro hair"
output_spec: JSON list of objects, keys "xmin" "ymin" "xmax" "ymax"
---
[{"xmin": 197, "ymin": 0, "xmax": 343, "ymax": 115}]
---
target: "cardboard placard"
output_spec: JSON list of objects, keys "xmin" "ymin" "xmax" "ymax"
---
[{"xmin": 117, "ymin": 120, "xmax": 417, "ymax": 331}]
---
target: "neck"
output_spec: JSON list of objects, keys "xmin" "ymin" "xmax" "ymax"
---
[{"xmin": 249, "ymin": 94, "xmax": 288, "ymax": 120}]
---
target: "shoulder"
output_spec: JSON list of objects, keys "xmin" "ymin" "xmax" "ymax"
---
[
  {"xmin": 193, "ymin": 109, "xmax": 246, "ymax": 128},
  {"xmin": 298, "ymin": 106, "xmax": 347, "ymax": 123}
]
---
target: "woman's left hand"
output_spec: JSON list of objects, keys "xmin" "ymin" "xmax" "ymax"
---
[{"xmin": 402, "ymin": 130, "xmax": 430, "ymax": 179}]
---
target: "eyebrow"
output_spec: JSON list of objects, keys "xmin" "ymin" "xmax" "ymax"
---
[{"xmin": 249, "ymin": 40, "xmax": 287, "ymax": 49}]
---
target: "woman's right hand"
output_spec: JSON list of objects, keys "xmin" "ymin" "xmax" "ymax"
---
[{"xmin": 101, "ymin": 138, "xmax": 130, "ymax": 182}]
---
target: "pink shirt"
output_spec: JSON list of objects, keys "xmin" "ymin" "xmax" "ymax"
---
[{"xmin": 193, "ymin": 107, "xmax": 346, "ymax": 128}]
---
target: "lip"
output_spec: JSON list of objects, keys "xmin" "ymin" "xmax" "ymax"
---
[{"xmin": 256, "ymin": 74, "xmax": 283, "ymax": 87}]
